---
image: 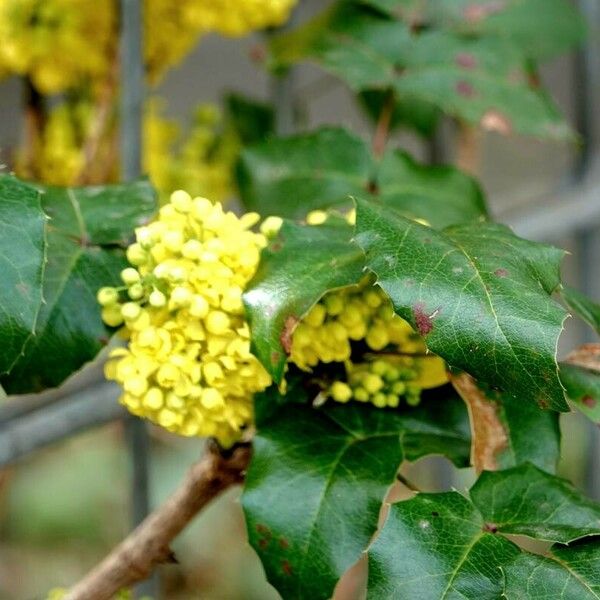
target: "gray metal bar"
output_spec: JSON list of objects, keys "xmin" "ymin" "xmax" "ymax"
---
[
  {"xmin": 0, "ymin": 382, "xmax": 126, "ymax": 466},
  {"xmin": 120, "ymin": 1, "xmax": 157, "ymax": 596}
]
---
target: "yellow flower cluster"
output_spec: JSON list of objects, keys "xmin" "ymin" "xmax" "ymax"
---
[
  {"xmin": 99, "ymin": 190, "xmax": 271, "ymax": 446},
  {"xmin": 0, "ymin": 0, "xmax": 297, "ymax": 93},
  {"xmin": 292, "ymin": 282, "xmax": 448, "ymax": 408},
  {"xmin": 0, "ymin": 0, "xmax": 115, "ymax": 94}
]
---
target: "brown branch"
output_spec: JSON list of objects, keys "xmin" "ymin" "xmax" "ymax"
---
[
  {"xmin": 372, "ymin": 91, "xmax": 395, "ymax": 158},
  {"xmin": 450, "ymin": 373, "xmax": 507, "ymax": 473},
  {"xmin": 455, "ymin": 121, "xmax": 482, "ymax": 176},
  {"xmin": 64, "ymin": 442, "xmax": 251, "ymax": 600},
  {"xmin": 21, "ymin": 77, "xmax": 47, "ymax": 180}
]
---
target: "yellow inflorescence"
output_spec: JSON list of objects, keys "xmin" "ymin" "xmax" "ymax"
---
[
  {"xmin": 290, "ymin": 278, "xmax": 448, "ymax": 409},
  {"xmin": 0, "ymin": 0, "xmax": 298, "ymax": 92},
  {"xmin": 99, "ymin": 190, "xmax": 271, "ymax": 447}
]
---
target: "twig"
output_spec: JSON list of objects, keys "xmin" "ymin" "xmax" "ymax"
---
[
  {"xmin": 64, "ymin": 442, "xmax": 251, "ymax": 600},
  {"xmin": 372, "ymin": 90, "xmax": 395, "ymax": 158},
  {"xmin": 21, "ymin": 77, "xmax": 46, "ymax": 179},
  {"xmin": 455, "ymin": 120, "xmax": 481, "ymax": 176}
]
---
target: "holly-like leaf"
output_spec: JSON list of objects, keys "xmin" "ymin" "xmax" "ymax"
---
[
  {"xmin": 271, "ymin": 3, "xmax": 572, "ymax": 139},
  {"xmin": 243, "ymin": 395, "xmax": 470, "ymax": 600},
  {"xmin": 378, "ymin": 150, "xmax": 488, "ymax": 229},
  {"xmin": 471, "ymin": 463, "xmax": 600, "ymax": 544},
  {"xmin": 368, "ymin": 491, "xmax": 520, "ymax": 599},
  {"xmin": 364, "ymin": 0, "xmax": 585, "ymax": 61},
  {"xmin": 237, "ymin": 127, "xmax": 372, "ymax": 219},
  {"xmin": 243, "ymin": 220, "xmax": 365, "ymax": 382},
  {"xmin": 502, "ymin": 540, "xmax": 600, "ymax": 599},
  {"xmin": 562, "ymin": 286, "xmax": 600, "ymax": 335},
  {"xmin": 1, "ymin": 180, "xmax": 157, "ymax": 394},
  {"xmin": 355, "ymin": 197, "xmax": 568, "ymax": 411},
  {"xmin": 0, "ymin": 175, "xmax": 46, "ymax": 376},
  {"xmin": 237, "ymin": 128, "xmax": 487, "ymax": 226}
]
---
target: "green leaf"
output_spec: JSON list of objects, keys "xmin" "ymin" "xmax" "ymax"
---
[
  {"xmin": 377, "ymin": 150, "xmax": 488, "ymax": 229},
  {"xmin": 368, "ymin": 491, "xmax": 520, "ymax": 599},
  {"xmin": 0, "ymin": 175, "xmax": 46, "ymax": 376},
  {"xmin": 561, "ymin": 363, "xmax": 600, "ymax": 423},
  {"xmin": 355, "ymin": 197, "xmax": 568, "ymax": 410},
  {"xmin": 365, "ymin": 0, "xmax": 586, "ymax": 61},
  {"xmin": 358, "ymin": 89, "xmax": 441, "ymax": 137},
  {"xmin": 471, "ymin": 463, "xmax": 600, "ymax": 544},
  {"xmin": 494, "ymin": 389, "xmax": 560, "ymax": 473},
  {"xmin": 243, "ymin": 395, "xmax": 470, "ymax": 600},
  {"xmin": 502, "ymin": 540, "xmax": 600, "ymax": 599},
  {"xmin": 237, "ymin": 127, "xmax": 373, "ymax": 218},
  {"xmin": 272, "ymin": 3, "xmax": 572, "ymax": 139},
  {"xmin": 224, "ymin": 93, "xmax": 274, "ymax": 146},
  {"xmin": 562, "ymin": 286, "xmax": 600, "ymax": 335},
  {"xmin": 237, "ymin": 128, "xmax": 488, "ymax": 226},
  {"xmin": 1, "ymin": 180, "xmax": 157, "ymax": 394},
  {"xmin": 243, "ymin": 220, "xmax": 365, "ymax": 383}
]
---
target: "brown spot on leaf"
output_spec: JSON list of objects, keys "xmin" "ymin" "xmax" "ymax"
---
[
  {"xmin": 456, "ymin": 80, "xmax": 476, "ymax": 98},
  {"xmin": 282, "ymin": 560, "xmax": 293, "ymax": 576},
  {"xmin": 480, "ymin": 110, "xmax": 512, "ymax": 135},
  {"xmin": 583, "ymin": 395, "xmax": 597, "ymax": 409},
  {"xmin": 464, "ymin": 1, "xmax": 506, "ymax": 23},
  {"xmin": 259, "ymin": 538, "xmax": 270, "ymax": 549},
  {"xmin": 483, "ymin": 522, "xmax": 498, "ymax": 533},
  {"xmin": 494, "ymin": 268, "xmax": 509, "ymax": 278},
  {"xmin": 271, "ymin": 351, "xmax": 281, "ymax": 366},
  {"xmin": 270, "ymin": 242, "xmax": 283, "ymax": 252},
  {"xmin": 280, "ymin": 315, "xmax": 299, "ymax": 354},
  {"xmin": 256, "ymin": 524, "xmax": 272, "ymax": 538},
  {"xmin": 537, "ymin": 397, "xmax": 549, "ymax": 410},
  {"xmin": 451, "ymin": 373, "xmax": 508, "ymax": 473},
  {"xmin": 367, "ymin": 180, "xmax": 379, "ymax": 195},
  {"xmin": 456, "ymin": 53, "xmax": 478, "ymax": 69},
  {"xmin": 279, "ymin": 537, "xmax": 290, "ymax": 550},
  {"xmin": 413, "ymin": 303, "xmax": 435, "ymax": 336},
  {"xmin": 566, "ymin": 344, "xmax": 600, "ymax": 372}
]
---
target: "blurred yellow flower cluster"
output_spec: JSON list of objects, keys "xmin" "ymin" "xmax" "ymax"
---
[
  {"xmin": 0, "ymin": 0, "xmax": 298, "ymax": 93},
  {"xmin": 99, "ymin": 190, "xmax": 271, "ymax": 447}
]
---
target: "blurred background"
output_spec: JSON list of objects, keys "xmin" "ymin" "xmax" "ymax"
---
[{"xmin": 0, "ymin": 0, "xmax": 598, "ymax": 598}]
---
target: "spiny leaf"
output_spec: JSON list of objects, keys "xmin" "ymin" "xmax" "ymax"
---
[
  {"xmin": 502, "ymin": 540, "xmax": 600, "ymax": 599},
  {"xmin": 243, "ymin": 393, "xmax": 470, "ymax": 600},
  {"xmin": 0, "ymin": 175, "xmax": 46, "ymax": 376},
  {"xmin": 1, "ymin": 179, "xmax": 157, "ymax": 394},
  {"xmin": 368, "ymin": 491, "xmax": 520, "ymax": 599},
  {"xmin": 355, "ymin": 197, "xmax": 568, "ymax": 411},
  {"xmin": 471, "ymin": 463, "xmax": 600, "ymax": 544},
  {"xmin": 243, "ymin": 220, "xmax": 365, "ymax": 382}
]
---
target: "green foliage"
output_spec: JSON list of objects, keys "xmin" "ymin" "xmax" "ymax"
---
[
  {"xmin": 562, "ymin": 286, "xmax": 600, "ymax": 335},
  {"xmin": 0, "ymin": 177, "xmax": 157, "ymax": 394},
  {"xmin": 243, "ymin": 388, "xmax": 470, "ymax": 600},
  {"xmin": 0, "ymin": 176, "xmax": 47, "ymax": 377},
  {"xmin": 238, "ymin": 127, "xmax": 487, "ymax": 224},
  {"xmin": 560, "ymin": 362, "xmax": 600, "ymax": 423},
  {"xmin": 270, "ymin": 1, "xmax": 576, "ymax": 139},
  {"xmin": 369, "ymin": 466, "xmax": 600, "ymax": 598},
  {"xmin": 243, "ymin": 219, "xmax": 364, "ymax": 383},
  {"xmin": 355, "ymin": 197, "xmax": 568, "ymax": 410}
]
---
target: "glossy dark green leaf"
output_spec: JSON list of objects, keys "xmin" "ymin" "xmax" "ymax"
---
[
  {"xmin": 502, "ymin": 540, "xmax": 600, "ymax": 599},
  {"xmin": 364, "ymin": 0, "xmax": 586, "ymax": 60},
  {"xmin": 355, "ymin": 197, "xmax": 568, "ymax": 410},
  {"xmin": 471, "ymin": 463, "xmax": 600, "ymax": 544},
  {"xmin": 378, "ymin": 150, "xmax": 488, "ymax": 229},
  {"xmin": 243, "ymin": 220, "xmax": 365, "ymax": 382},
  {"xmin": 368, "ymin": 491, "xmax": 520, "ymax": 599},
  {"xmin": 244, "ymin": 395, "xmax": 470, "ymax": 600},
  {"xmin": 237, "ymin": 127, "xmax": 372, "ymax": 218},
  {"xmin": 1, "ymin": 180, "xmax": 157, "ymax": 394},
  {"xmin": 484, "ymin": 386, "xmax": 560, "ymax": 473},
  {"xmin": 237, "ymin": 128, "xmax": 488, "ymax": 225},
  {"xmin": 560, "ymin": 363, "xmax": 600, "ymax": 423},
  {"xmin": 0, "ymin": 175, "xmax": 46, "ymax": 376},
  {"xmin": 272, "ymin": 3, "xmax": 572, "ymax": 139},
  {"xmin": 562, "ymin": 286, "xmax": 600, "ymax": 335}
]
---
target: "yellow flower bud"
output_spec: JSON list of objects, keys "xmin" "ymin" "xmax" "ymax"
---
[
  {"xmin": 121, "ymin": 268, "xmax": 140, "ymax": 285},
  {"xmin": 206, "ymin": 310, "xmax": 230, "ymax": 335},
  {"xmin": 331, "ymin": 381, "xmax": 352, "ymax": 403},
  {"xmin": 97, "ymin": 287, "xmax": 119, "ymax": 306}
]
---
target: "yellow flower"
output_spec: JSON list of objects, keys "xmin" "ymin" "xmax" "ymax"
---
[{"xmin": 101, "ymin": 190, "xmax": 271, "ymax": 447}]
